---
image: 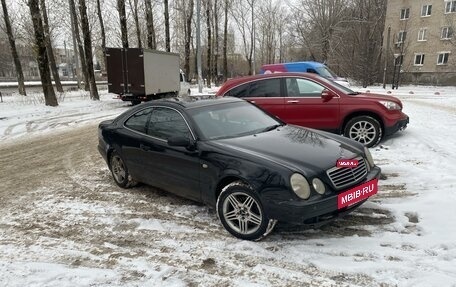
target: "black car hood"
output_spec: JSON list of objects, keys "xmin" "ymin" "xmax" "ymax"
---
[{"xmin": 211, "ymin": 125, "xmax": 363, "ymax": 175}]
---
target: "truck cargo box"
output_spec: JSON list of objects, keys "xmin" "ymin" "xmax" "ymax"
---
[{"xmin": 106, "ymin": 48, "xmax": 180, "ymax": 100}]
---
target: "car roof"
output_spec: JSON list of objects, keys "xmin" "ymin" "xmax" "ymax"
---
[
  {"xmin": 216, "ymin": 72, "xmax": 324, "ymax": 96},
  {"xmin": 261, "ymin": 61, "xmax": 325, "ymax": 69},
  {"xmin": 139, "ymin": 96, "xmax": 244, "ymax": 110}
]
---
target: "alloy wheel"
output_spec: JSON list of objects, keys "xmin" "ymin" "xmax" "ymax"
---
[
  {"xmin": 348, "ymin": 120, "xmax": 377, "ymax": 146},
  {"xmin": 222, "ymin": 192, "xmax": 263, "ymax": 235}
]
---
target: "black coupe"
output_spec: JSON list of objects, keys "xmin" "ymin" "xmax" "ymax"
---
[{"xmin": 98, "ymin": 97, "xmax": 381, "ymax": 240}]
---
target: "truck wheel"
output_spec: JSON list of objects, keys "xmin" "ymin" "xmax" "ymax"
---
[
  {"xmin": 344, "ymin": 116, "xmax": 382, "ymax": 147},
  {"xmin": 216, "ymin": 181, "xmax": 276, "ymax": 241},
  {"xmin": 131, "ymin": 100, "xmax": 141, "ymax": 105}
]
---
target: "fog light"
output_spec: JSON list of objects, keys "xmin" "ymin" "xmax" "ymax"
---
[{"xmin": 312, "ymin": 178, "xmax": 325, "ymax": 194}]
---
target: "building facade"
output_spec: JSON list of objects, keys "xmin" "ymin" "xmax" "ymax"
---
[{"xmin": 384, "ymin": 0, "xmax": 456, "ymax": 85}]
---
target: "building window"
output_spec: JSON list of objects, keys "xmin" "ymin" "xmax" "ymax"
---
[
  {"xmin": 421, "ymin": 5, "xmax": 432, "ymax": 16},
  {"xmin": 445, "ymin": 1, "xmax": 456, "ymax": 13},
  {"xmin": 437, "ymin": 52, "xmax": 450, "ymax": 65},
  {"xmin": 414, "ymin": 54, "xmax": 425, "ymax": 66},
  {"xmin": 400, "ymin": 8, "xmax": 410, "ymax": 19},
  {"xmin": 418, "ymin": 28, "xmax": 427, "ymax": 41},
  {"xmin": 397, "ymin": 31, "xmax": 407, "ymax": 43},
  {"xmin": 441, "ymin": 27, "xmax": 453, "ymax": 39}
]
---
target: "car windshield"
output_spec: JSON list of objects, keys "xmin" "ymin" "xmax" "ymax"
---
[
  {"xmin": 315, "ymin": 66, "xmax": 337, "ymax": 78},
  {"xmin": 317, "ymin": 76, "xmax": 358, "ymax": 95},
  {"xmin": 189, "ymin": 101, "xmax": 282, "ymax": 140}
]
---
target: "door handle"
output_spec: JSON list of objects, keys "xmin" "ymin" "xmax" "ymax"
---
[
  {"xmin": 287, "ymin": 100, "xmax": 300, "ymax": 104},
  {"xmin": 140, "ymin": 144, "xmax": 151, "ymax": 151}
]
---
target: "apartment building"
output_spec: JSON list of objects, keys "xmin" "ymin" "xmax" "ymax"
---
[{"xmin": 384, "ymin": 0, "xmax": 456, "ymax": 85}]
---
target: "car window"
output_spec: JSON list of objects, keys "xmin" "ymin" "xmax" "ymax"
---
[
  {"xmin": 307, "ymin": 68, "xmax": 317, "ymax": 74},
  {"xmin": 147, "ymin": 107, "xmax": 191, "ymax": 140},
  {"xmin": 286, "ymin": 78, "xmax": 325, "ymax": 97},
  {"xmin": 124, "ymin": 108, "xmax": 152, "ymax": 133},
  {"xmin": 227, "ymin": 83, "xmax": 248, "ymax": 98},
  {"xmin": 248, "ymin": 79, "xmax": 281, "ymax": 97}
]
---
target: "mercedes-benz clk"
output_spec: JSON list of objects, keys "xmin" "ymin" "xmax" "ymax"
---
[{"xmin": 98, "ymin": 97, "xmax": 381, "ymax": 240}]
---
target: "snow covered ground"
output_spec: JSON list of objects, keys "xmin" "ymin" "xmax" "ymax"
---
[{"xmin": 0, "ymin": 84, "xmax": 455, "ymax": 286}]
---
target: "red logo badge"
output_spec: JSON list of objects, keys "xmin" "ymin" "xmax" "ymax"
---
[{"xmin": 337, "ymin": 159, "xmax": 359, "ymax": 168}]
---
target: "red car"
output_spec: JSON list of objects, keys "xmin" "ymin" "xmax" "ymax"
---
[{"xmin": 216, "ymin": 73, "xmax": 409, "ymax": 147}]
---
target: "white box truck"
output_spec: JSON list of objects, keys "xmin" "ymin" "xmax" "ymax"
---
[{"xmin": 106, "ymin": 48, "xmax": 190, "ymax": 104}]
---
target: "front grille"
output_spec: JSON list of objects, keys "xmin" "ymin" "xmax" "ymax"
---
[{"xmin": 326, "ymin": 157, "xmax": 368, "ymax": 190}]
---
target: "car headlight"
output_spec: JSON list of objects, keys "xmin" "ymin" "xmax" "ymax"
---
[
  {"xmin": 312, "ymin": 178, "xmax": 325, "ymax": 194},
  {"xmin": 364, "ymin": 146, "xmax": 375, "ymax": 168},
  {"xmin": 290, "ymin": 173, "xmax": 311, "ymax": 199},
  {"xmin": 379, "ymin": 100, "xmax": 401, "ymax": 110}
]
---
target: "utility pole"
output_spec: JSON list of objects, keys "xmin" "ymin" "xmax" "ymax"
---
[
  {"xmin": 382, "ymin": 27, "xmax": 391, "ymax": 89},
  {"xmin": 196, "ymin": 0, "xmax": 202, "ymax": 93}
]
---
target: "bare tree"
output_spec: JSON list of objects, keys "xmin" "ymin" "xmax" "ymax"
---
[
  {"xmin": 183, "ymin": 0, "xmax": 194, "ymax": 78},
  {"xmin": 231, "ymin": 0, "xmax": 255, "ymax": 75},
  {"xmin": 40, "ymin": 0, "xmax": 63, "ymax": 93},
  {"xmin": 27, "ymin": 0, "xmax": 58, "ymax": 106},
  {"xmin": 213, "ymin": 0, "xmax": 220, "ymax": 84},
  {"xmin": 222, "ymin": 0, "xmax": 230, "ymax": 79},
  {"xmin": 69, "ymin": 0, "xmax": 89, "ymax": 91},
  {"xmin": 257, "ymin": 0, "xmax": 279, "ymax": 64},
  {"xmin": 342, "ymin": 0, "xmax": 386, "ymax": 86},
  {"xmin": 145, "ymin": 0, "xmax": 156, "ymax": 49},
  {"xmin": 205, "ymin": 0, "xmax": 212, "ymax": 87},
  {"xmin": 78, "ymin": 0, "xmax": 99, "ymax": 100},
  {"xmin": 96, "ymin": 0, "xmax": 107, "ymax": 68},
  {"xmin": 164, "ymin": 0, "xmax": 170, "ymax": 51},
  {"xmin": 129, "ymin": 0, "xmax": 142, "ymax": 48},
  {"xmin": 295, "ymin": 0, "xmax": 349, "ymax": 62},
  {"xmin": 117, "ymin": 0, "xmax": 128, "ymax": 48},
  {"xmin": 1, "ymin": 0, "xmax": 26, "ymax": 95}
]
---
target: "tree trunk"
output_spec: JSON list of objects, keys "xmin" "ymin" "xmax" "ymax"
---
[
  {"xmin": 96, "ymin": 0, "xmax": 106, "ymax": 69},
  {"xmin": 129, "ymin": 0, "xmax": 142, "ymax": 48},
  {"xmin": 40, "ymin": 0, "xmax": 63, "ymax": 93},
  {"xmin": 164, "ymin": 0, "xmax": 170, "ymax": 52},
  {"xmin": 78, "ymin": 0, "xmax": 99, "ymax": 100},
  {"xmin": 117, "ymin": 0, "xmax": 129, "ymax": 48},
  {"xmin": 1, "ymin": 0, "xmax": 26, "ymax": 96},
  {"xmin": 214, "ymin": 0, "xmax": 219, "ymax": 84},
  {"xmin": 27, "ymin": 0, "xmax": 58, "ymax": 106},
  {"xmin": 145, "ymin": 0, "xmax": 156, "ymax": 49},
  {"xmin": 184, "ymin": 0, "xmax": 194, "ymax": 79},
  {"xmin": 69, "ymin": 0, "xmax": 89, "ymax": 91},
  {"xmin": 206, "ymin": 0, "xmax": 212, "ymax": 88},
  {"xmin": 223, "ymin": 0, "xmax": 229, "ymax": 80}
]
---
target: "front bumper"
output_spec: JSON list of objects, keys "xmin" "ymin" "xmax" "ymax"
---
[
  {"xmin": 263, "ymin": 166, "xmax": 381, "ymax": 225},
  {"xmin": 385, "ymin": 115, "xmax": 409, "ymax": 136}
]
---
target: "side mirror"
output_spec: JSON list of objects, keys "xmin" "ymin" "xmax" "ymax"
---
[
  {"xmin": 168, "ymin": 136, "xmax": 196, "ymax": 150},
  {"xmin": 321, "ymin": 89, "xmax": 336, "ymax": 102}
]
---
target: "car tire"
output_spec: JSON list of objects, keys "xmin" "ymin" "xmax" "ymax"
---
[
  {"xmin": 109, "ymin": 150, "xmax": 137, "ymax": 188},
  {"xmin": 344, "ymin": 116, "xmax": 382, "ymax": 148},
  {"xmin": 131, "ymin": 100, "xmax": 141, "ymax": 106},
  {"xmin": 216, "ymin": 181, "xmax": 276, "ymax": 241}
]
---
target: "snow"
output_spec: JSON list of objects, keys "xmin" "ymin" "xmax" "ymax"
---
[
  {"xmin": 1, "ymin": 84, "xmax": 456, "ymax": 286},
  {"xmin": 0, "ymin": 89, "xmax": 129, "ymax": 143}
]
